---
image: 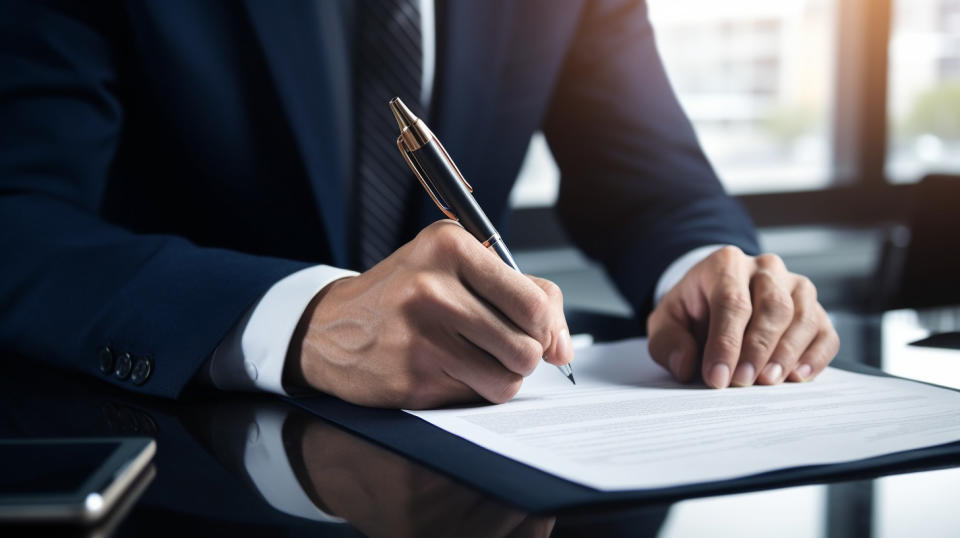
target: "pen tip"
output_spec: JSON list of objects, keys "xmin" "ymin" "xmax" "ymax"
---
[
  {"xmin": 568, "ymin": 373, "xmax": 576, "ymax": 385},
  {"xmin": 388, "ymin": 97, "xmax": 417, "ymax": 130}
]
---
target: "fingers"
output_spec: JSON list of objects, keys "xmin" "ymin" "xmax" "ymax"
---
[
  {"xmin": 453, "ymin": 291, "xmax": 545, "ymax": 377},
  {"xmin": 647, "ymin": 306, "xmax": 699, "ymax": 383},
  {"xmin": 786, "ymin": 317, "xmax": 840, "ymax": 383},
  {"xmin": 431, "ymin": 274, "xmax": 571, "ymax": 379},
  {"xmin": 419, "ymin": 222, "xmax": 569, "ymax": 366},
  {"xmin": 702, "ymin": 273, "xmax": 753, "ymax": 389},
  {"xmin": 458, "ymin": 252, "xmax": 558, "ymax": 344},
  {"xmin": 731, "ymin": 270, "xmax": 794, "ymax": 386},
  {"xmin": 439, "ymin": 335, "xmax": 524, "ymax": 405},
  {"xmin": 671, "ymin": 248, "xmax": 839, "ymax": 389},
  {"xmin": 527, "ymin": 276, "xmax": 573, "ymax": 367},
  {"xmin": 758, "ymin": 277, "xmax": 820, "ymax": 384}
]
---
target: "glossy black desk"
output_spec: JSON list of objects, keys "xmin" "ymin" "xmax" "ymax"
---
[{"xmin": 2, "ymin": 309, "xmax": 959, "ymax": 537}]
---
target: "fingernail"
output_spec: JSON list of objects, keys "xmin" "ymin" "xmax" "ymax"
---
[
  {"xmin": 732, "ymin": 363, "xmax": 755, "ymax": 386},
  {"xmin": 796, "ymin": 363, "xmax": 812, "ymax": 381},
  {"xmin": 561, "ymin": 328, "xmax": 573, "ymax": 361},
  {"xmin": 709, "ymin": 363, "xmax": 731, "ymax": 388},
  {"xmin": 761, "ymin": 363, "xmax": 783, "ymax": 383},
  {"xmin": 668, "ymin": 351, "xmax": 684, "ymax": 378}
]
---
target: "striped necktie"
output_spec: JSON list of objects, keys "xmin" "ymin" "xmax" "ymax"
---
[{"xmin": 353, "ymin": 0, "xmax": 423, "ymax": 270}]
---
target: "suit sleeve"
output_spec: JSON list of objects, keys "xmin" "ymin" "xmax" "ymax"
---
[
  {"xmin": 542, "ymin": 0, "xmax": 761, "ymax": 320},
  {"xmin": 0, "ymin": 1, "xmax": 310, "ymax": 398}
]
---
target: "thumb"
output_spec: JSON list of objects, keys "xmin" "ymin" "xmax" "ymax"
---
[
  {"xmin": 647, "ymin": 307, "xmax": 699, "ymax": 383},
  {"xmin": 527, "ymin": 276, "xmax": 573, "ymax": 367}
]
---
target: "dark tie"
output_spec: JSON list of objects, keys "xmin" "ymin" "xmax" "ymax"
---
[{"xmin": 354, "ymin": 0, "xmax": 423, "ymax": 270}]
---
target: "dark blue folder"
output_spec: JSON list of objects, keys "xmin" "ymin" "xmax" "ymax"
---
[{"xmin": 287, "ymin": 360, "xmax": 960, "ymax": 513}]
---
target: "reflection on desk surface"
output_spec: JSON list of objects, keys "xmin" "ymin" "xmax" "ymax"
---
[
  {"xmin": 185, "ymin": 401, "xmax": 555, "ymax": 538},
  {"xmin": 0, "ymin": 308, "xmax": 958, "ymax": 537}
]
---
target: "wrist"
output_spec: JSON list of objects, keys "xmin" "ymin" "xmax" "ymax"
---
[
  {"xmin": 283, "ymin": 276, "xmax": 349, "ymax": 394},
  {"xmin": 654, "ymin": 244, "xmax": 727, "ymax": 305}
]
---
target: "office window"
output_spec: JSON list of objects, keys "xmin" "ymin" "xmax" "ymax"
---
[
  {"xmin": 510, "ymin": 0, "xmax": 838, "ymax": 207},
  {"xmin": 647, "ymin": 0, "xmax": 836, "ymax": 194},
  {"xmin": 510, "ymin": 133, "xmax": 560, "ymax": 208},
  {"xmin": 886, "ymin": 0, "xmax": 960, "ymax": 182}
]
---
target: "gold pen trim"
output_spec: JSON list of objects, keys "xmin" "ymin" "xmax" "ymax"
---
[
  {"xmin": 397, "ymin": 125, "xmax": 472, "ymax": 194},
  {"xmin": 397, "ymin": 123, "xmax": 430, "ymax": 152},
  {"xmin": 481, "ymin": 233, "xmax": 501, "ymax": 249},
  {"xmin": 390, "ymin": 97, "xmax": 473, "ymax": 193}
]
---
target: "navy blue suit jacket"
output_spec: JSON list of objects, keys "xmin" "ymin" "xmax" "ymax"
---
[{"xmin": 0, "ymin": 0, "xmax": 759, "ymax": 398}]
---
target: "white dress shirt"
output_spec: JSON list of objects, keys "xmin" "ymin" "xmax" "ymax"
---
[{"xmin": 207, "ymin": 1, "xmax": 724, "ymax": 395}]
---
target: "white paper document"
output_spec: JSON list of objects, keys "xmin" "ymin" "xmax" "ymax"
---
[{"xmin": 406, "ymin": 338, "xmax": 960, "ymax": 491}]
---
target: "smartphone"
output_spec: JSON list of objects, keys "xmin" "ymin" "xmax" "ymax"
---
[{"xmin": 0, "ymin": 437, "xmax": 156, "ymax": 525}]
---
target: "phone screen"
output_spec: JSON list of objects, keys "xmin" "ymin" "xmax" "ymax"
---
[{"xmin": 0, "ymin": 442, "xmax": 121, "ymax": 495}]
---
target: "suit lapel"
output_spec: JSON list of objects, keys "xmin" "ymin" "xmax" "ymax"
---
[
  {"xmin": 242, "ymin": 1, "xmax": 351, "ymax": 266},
  {"xmin": 419, "ymin": 0, "xmax": 515, "ymax": 229}
]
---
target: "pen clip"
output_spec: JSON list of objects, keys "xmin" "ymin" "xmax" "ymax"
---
[
  {"xmin": 397, "ymin": 136, "xmax": 458, "ymax": 221},
  {"xmin": 434, "ymin": 137, "xmax": 473, "ymax": 193}
]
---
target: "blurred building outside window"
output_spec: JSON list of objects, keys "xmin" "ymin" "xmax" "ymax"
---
[
  {"xmin": 511, "ymin": 0, "xmax": 837, "ymax": 207},
  {"xmin": 646, "ymin": 0, "xmax": 835, "ymax": 194},
  {"xmin": 886, "ymin": 0, "xmax": 960, "ymax": 182}
]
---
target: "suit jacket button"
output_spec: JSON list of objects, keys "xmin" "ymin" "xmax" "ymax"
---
[
  {"xmin": 114, "ymin": 352, "xmax": 133, "ymax": 380},
  {"xmin": 130, "ymin": 357, "xmax": 153, "ymax": 386},
  {"xmin": 98, "ymin": 346, "xmax": 115, "ymax": 375}
]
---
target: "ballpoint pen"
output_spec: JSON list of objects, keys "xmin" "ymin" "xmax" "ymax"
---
[{"xmin": 389, "ymin": 96, "xmax": 576, "ymax": 385}]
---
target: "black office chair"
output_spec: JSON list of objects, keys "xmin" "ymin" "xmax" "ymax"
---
[{"xmin": 875, "ymin": 174, "xmax": 960, "ymax": 311}]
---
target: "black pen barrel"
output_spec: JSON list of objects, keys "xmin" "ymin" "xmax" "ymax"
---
[{"xmin": 410, "ymin": 141, "xmax": 500, "ymax": 248}]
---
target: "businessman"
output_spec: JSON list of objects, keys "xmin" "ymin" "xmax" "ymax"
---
[{"xmin": 0, "ymin": 0, "xmax": 838, "ymax": 407}]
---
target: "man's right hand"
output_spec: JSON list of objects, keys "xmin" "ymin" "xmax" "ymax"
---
[{"xmin": 285, "ymin": 221, "xmax": 573, "ymax": 409}]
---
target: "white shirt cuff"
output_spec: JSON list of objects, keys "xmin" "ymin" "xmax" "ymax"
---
[
  {"xmin": 653, "ymin": 245, "xmax": 726, "ymax": 306},
  {"xmin": 209, "ymin": 265, "xmax": 359, "ymax": 395}
]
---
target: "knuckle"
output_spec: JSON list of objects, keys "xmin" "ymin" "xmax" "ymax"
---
[
  {"xmin": 427, "ymin": 222, "xmax": 467, "ymax": 255},
  {"xmin": 424, "ymin": 220, "xmax": 455, "ymax": 237},
  {"xmin": 796, "ymin": 310, "xmax": 820, "ymax": 332},
  {"xmin": 798, "ymin": 303, "xmax": 827, "ymax": 330},
  {"xmin": 514, "ymin": 339, "xmax": 543, "ymax": 376},
  {"xmin": 518, "ymin": 288, "xmax": 552, "ymax": 328},
  {"xmin": 752, "ymin": 269, "xmax": 778, "ymax": 286},
  {"xmin": 540, "ymin": 279, "xmax": 563, "ymax": 302},
  {"xmin": 775, "ymin": 339, "xmax": 799, "ymax": 361},
  {"xmin": 809, "ymin": 349, "xmax": 832, "ymax": 369},
  {"xmin": 712, "ymin": 333, "xmax": 743, "ymax": 357},
  {"xmin": 746, "ymin": 333, "xmax": 774, "ymax": 355},
  {"xmin": 406, "ymin": 273, "xmax": 444, "ymax": 306},
  {"xmin": 827, "ymin": 329, "xmax": 841, "ymax": 354},
  {"xmin": 712, "ymin": 245, "xmax": 744, "ymax": 265},
  {"xmin": 756, "ymin": 253, "xmax": 785, "ymax": 271},
  {"xmin": 756, "ymin": 289, "xmax": 794, "ymax": 321},
  {"xmin": 794, "ymin": 275, "xmax": 817, "ymax": 300},
  {"xmin": 806, "ymin": 333, "xmax": 840, "ymax": 368},
  {"xmin": 491, "ymin": 375, "xmax": 524, "ymax": 404},
  {"xmin": 715, "ymin": 289, "xmax": 753, "ymax": 318},
  {"xmin": 419, "ymin": 221, "xmax": 446, "ymax": 242}
]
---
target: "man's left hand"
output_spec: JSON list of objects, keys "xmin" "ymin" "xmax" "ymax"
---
[{"xmin": 647, "ymin": 247, "xmax": 840, "ymax": 388}]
